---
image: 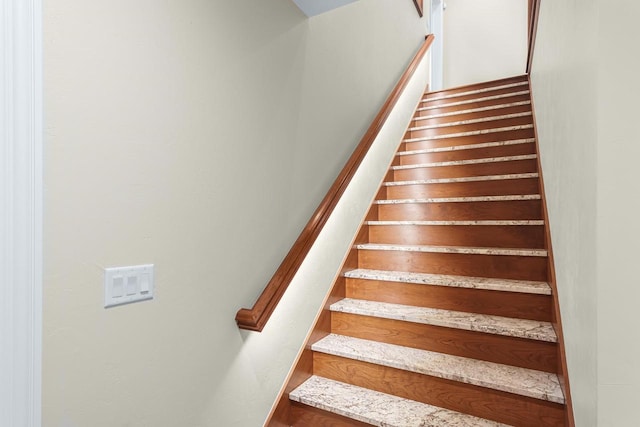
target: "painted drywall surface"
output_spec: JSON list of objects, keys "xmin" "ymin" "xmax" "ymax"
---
[
  {"xmin": 288, "ymin": 2, "xmax": 428, "ymax": 226},
  {"xmin": 443, "ymin": 0, "xmax": 527, "ymax": 88},
  {"xmin": 529, "ymin": 1, "xmax": 598, "ymax": 425},
  {"xmin": 203, "ymin": 53, "xmax": 430, "ymax": 427},
  {"xmin": 596, "ymin": 2, "xmax": 640, "ymax": 424},
  {"xmin": 534, "ymin": 1, "xmax": 640, "ymax": 424},
  {"xmin": 42, "ymin": 0, "xmax": 426, "ymax": 426}
]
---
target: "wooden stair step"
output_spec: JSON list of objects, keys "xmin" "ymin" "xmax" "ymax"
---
[
  {"xmin": 424, "ymin": 75, "xmax": 527, "ymax": 98},
  {"xmin": 312, "ymin": 334, "xmax": 565, "ymax": 404},
  {"xmin": 392, "ymin": 164, "xmax": 538, "ymax": 182},
  {"xmin": 423, "ymin": 81, "xmax": 529, "ymax": 102},
  {"xmin": 409, "ymin": 118, "xmax": 533, "ymax": 140},
  {"xmin": 404, "ymin": 125, "xmax": 534, "ymax": 143},
  {"xmin": 412, "ymin": 105, "xmax": 532, "ymax": 130},
  {"xmin": 384, "ymin": 173, "xmax": 539, "ymax": 186},
  {"xmin": 355, "ymin": 243, "xmax": 547, "ymax": 257},
  {"xmin": 414, "ymin": 97, "xmax": 533, "ymax": 122},
  {"xmin": 382, "ymin": 174, "xmax": 540, "ymax": 200},
  {"xmin": 399, "ymin": 138, "xmax": 535, "ymax": 155},
  {"xmin": 417, "ymin": 90, "xmax": 530, "ymax": 112},
  {"xmin": 343, "ymin": 268, "xmax": 553, "ymax": 322},
  {"xmin": 289, "ymin": 376, "xmax": 509, "ymax": 427},
  {"xmin": 343, "ymin": 269, "xmax": 551, "ymax": 295},
  {"xmin": 414, "ymin": 101, "xmax": 532, "ymax": 122},
  {"xmin": 375, "ymin": 198, "xmax": 542, "ymax": 221},
  {"xmin": 421, "ymin": 88, "xmax": 531, "ymax": 109},
  {"xmin": 374, "ymin": 194, "xmax": 541, "ymax": 204},
  {"xmin": 391, "ymin": 154, "xmax": 537, "ymax": 170},
  {"xmin": 404, "ymin": 130, "xmax": 536, "ymax": 154},
  {"xmin": 331, "ymin": 298, "xmax": 557, "ymax": 342},
  {"xmin": 408, "ymin": 112, "xmax": 532, "ymax": 132},
  {"xmin": 367, "ymin": 220, "xmax": 544, "ymax": 225},
  {"xmin": 366, "ymin": 219, "xmax": 545, "ymax": 249},
  {"xmin": 397, "ymin": 138, "xmax": 537, "ymax": 165},
  {"xmin": 356, "ymin": 245, "xmax": 547, "ymax": 281}
]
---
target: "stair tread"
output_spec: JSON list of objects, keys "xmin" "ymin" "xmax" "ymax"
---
[
  {"xmin": 366, "ymin": 220, "xmax": 544, "ymax": 225},
  {"xmin": 355, "ymin": 243, "xmax": 547, "ymax": 257},
  {"xmin": 374, "ymin": 194, "xmax": 541, "ymax": 204},
  {"xmin": 403, "ymin": 125, "xmax": 534, "ymax": 142},
  {"xmin": 425, "ymin": 75, "xmax": 527, "ymax": 96},
  {"xmin": 417, "ymin": 90, "xmax": 530, "ymax": 112},
  {"xmin": 424, "ymin": 81, "xmax": 529, "ymax": 102},
  {"xmin": 414, "ymin": 101, "xmax": 531, "ymax": 121},
  {"xmin": 392, "ymin": 154, "xmax": 537, "ymax": 170},
  {"xmin": 312, "ymin": 334, "xmax": 565, "ymax": 404},
  {"xmin": 331, "ymin": 298, "xmax": 557, "ymax": 342},
  {"xmin": 397, "ymin": 138, "xmax": 535, "ymax": 155},
  {"xmin": 290, "ymin": 376, "xmax": 510, "ymax": 427},
  {"xmin": 384, "ymin": 173, "xmax": 539, "ymax": 186},
  {"xmin": 344, "ymin": 268, "xmax": 551, "ymax": 294},
  {"xmin": 409, "ymin": 112, "xmax": 532, "ymax": 131}
]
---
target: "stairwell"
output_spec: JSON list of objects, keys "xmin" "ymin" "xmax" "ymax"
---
[{"xmin": 273, "ymin": 75, "xmax": 570, "ymax": 426}]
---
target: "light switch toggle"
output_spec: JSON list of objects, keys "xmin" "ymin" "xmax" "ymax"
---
[
  {"xmin": 104, "ymin": 264, "xmax": 154, "ymax": 308},
  {"xmin": 113, "ymin": 276, "xmax": 125, "ymax": 297},
  {"xmin": 140, "ymin": 273, "xmax": 150, "ymax": 294},
  {"xmin": 126, "ymin": 276, "xmax": 138, "ymax": 295}
]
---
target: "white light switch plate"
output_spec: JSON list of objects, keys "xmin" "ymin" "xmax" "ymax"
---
[{"xmin": 104, "ymin": 264, "xmax": 154, "ymax": 308}]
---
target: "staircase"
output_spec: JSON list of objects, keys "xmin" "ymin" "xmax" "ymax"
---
[{"xmin": 276, "ymin": 75, "xmax": 570, "ymax": 426}]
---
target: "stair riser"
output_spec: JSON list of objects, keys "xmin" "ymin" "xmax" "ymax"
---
[
  {"xmin": 398, "ymin": 142, "xmax": 536, "ymax": 165},
  {"xmin": 415, "ymin": 94, "xmax": 532, "ymax": 117},
  {"xmin": 331, "ymin": 312, "xmax": 557, "ymax": 372},
  {"xmin": 421, "ymin": 86, "xmax": 531, "ymax": 107},
  {"xmin": 384, "ymin": 178, "xmax": 540, "ymax": 199},
  {"xmin": 358, "ymin": 250, "xmax": 547, "ymax": 281},
  {"xmin": 423, "ymin": 75, "xmax": 528, "ymax": 99},
  {"xmin": 412, "ymin": 104, "xmax": 532, "ymax": 127},
  {"xmin": 291, "ymin": 402, "xmax": 371, "ymax": 427},
  {"xmin": 345, "ymin": 278, "xmax": 552, "ymax": 321},
  {"xmin": 368, "ymin": 224, "xmax": 544, "ymax": 248},
  {"xmin": 408, "ymin": 116, "xmax": 533, "ymax": 139},
  {"xmin": 313, "ymin": 353, "xmax": 566, "ymax": 427},
  {"xmin": 393, "ymin": 159, "xmax": 538, "ymax": 181},
  {"xmin": 376, "ymin": 200, "xmax": 543, "ymax": 221},
  {"xmin": 405, "ymin": 128, "xmax": 535, "ymax": 151}
]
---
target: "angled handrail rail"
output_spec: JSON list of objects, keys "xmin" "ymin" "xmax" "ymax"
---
[
  {"xmin": 236, "ymin": 35, "xmax": 435, "ymax": 332},
  {"xmin": 526, "ymin": 0, "xmax": 541, "ymax": 73},
  {"xmin": 413, "ymin": 0, "xmax": 424, "ymax": 17}
]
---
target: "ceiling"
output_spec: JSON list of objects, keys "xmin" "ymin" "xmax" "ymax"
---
[{"xmin": 292, "ymin": 0, "xmax": 359, "ymax": 17}]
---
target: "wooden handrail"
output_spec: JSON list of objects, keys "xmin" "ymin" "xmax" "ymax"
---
[
  {"xmin": 526, "ymin": 0, "xmax": 541, "ymax": 73},
  {"xmin": 236, "ymin": 34, "xmax": 435, "ymax": 332},
  {"xmin": 412, "ymin": 0, "xmax": 424, "ymax": 17}
]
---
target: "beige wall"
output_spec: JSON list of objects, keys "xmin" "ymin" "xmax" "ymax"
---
[
  {"xmin": 443, "ymin": 0, "xmax": 528, "ymax": 88},
  {"xmin": 530, "ymin": 1, "xmax": 598, "ymax": 425},
  {"xmin": 532, "ymin": 0, "xmax": 640, "ymax": 425},
  {"xmin": 43, "ymin": 1, "xmax": 426, "ymax": 426},
  {"xmin": 596, "ymin": 1, "xmax": 640, "ymax": 424}
]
